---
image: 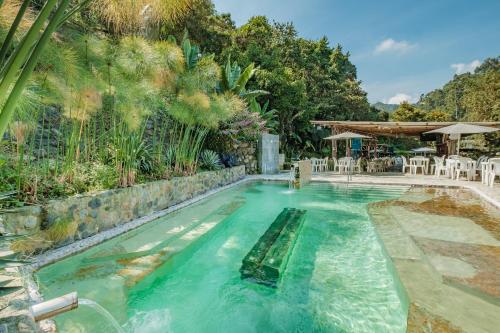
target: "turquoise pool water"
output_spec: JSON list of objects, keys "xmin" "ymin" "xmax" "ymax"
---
[{"xmin": 37, "ymin": 181, "xmax": 409, "ymax": 333}]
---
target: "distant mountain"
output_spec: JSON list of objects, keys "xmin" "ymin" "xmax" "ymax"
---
[{"xmin": 372, "ymin": 102, "xmax": 398, "ymax": 113}]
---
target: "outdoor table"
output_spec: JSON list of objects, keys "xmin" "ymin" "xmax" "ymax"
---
[{"xmin": 409, "ymin": 157, "xmax": 429, "ymax": 175}]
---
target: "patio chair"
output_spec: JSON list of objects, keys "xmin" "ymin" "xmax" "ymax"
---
[
  {"xmin": 455, "ymin": 158, "xmax": 475, "ymax": 181},
  {"xmin": 479, "ymin": 157, "xmax": 490, "ymax": 184},
  {"xmin": 400, "ymin": 156, "xmax": 411, "ymax": 173},
  {"xmin": 311, "ymin": 158, "xmax": 319, "ymax": 173},
  {"xmin": 410, "ymin": 158, "xmax": 427, "ymax": 175},
  {"xmin": 432, "ymin": 156, "xmax": 446, "ymax": 177},
  {"xmin": 330, "ymin": 157, "xmax": 338, "ymax": 173},
  {"xmin": 445, "ymin": 158, "xmax": 458, "ymax": 179},
  {"xmin": 474, "ymin": 156, "xmax": 487, "ymax": 181},
  {"xmin": 321, "ymin": 157, "xmax": 329, "ymax": 172},
  {"xmin": 488, "ymin": 158, "xmax": 500, "ymax": 187},
  {"xmin": 367, "ymin": 161, "xmax": 376, "ymax": 173},
  {"xmin": 352, "ymin": 159, "xmax": 362, "ymax": 173},
  {"xmin": 376, "ymin": 159, "xmax": 385, "ymax": 172},
  {"xmin": 338, "ymin": 157, "xmax": 353, "ymax": 174}
]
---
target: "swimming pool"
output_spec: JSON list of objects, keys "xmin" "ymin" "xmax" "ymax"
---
[{"xmin": 36, "ymin": 181, "xmax": 410, "ymax": 332}]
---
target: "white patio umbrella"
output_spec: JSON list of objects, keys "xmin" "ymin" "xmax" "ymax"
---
[
  {"xmin": 323, "ymin": 132, "xmax": 371, "ymax": 157},
  {"xmin": 424, "ymin": 123, "xmax": 499, "ymax": 154},
  {"xmin": 411, "ymin": 147, "xmax": 436, "ymax": 156}
]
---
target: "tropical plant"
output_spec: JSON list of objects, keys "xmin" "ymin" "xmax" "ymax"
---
[
  {"xmin": 181, "ymin": 35, "xmax": 201, "ymax": 70},
  {"xmin": 249, "ymin": 98, "xmax": 278, "ymax": 132},
  {"xmin": 169, "ymin": 124, "xmax": 207, "ymax": 175},
  {"xmin": 0, "ymin": 0, "xmax": 91, "ymax": 142},
  {"xmin": 219, "ymin": 56, "xmax": 268, "ymax": 100},
  {"xmin": 110, "ymin": 123, "xmax": 148, "ymax": 187},
  {"xmin": 199, "ymin": 149, "xmax": 222, "ymax": 170}
]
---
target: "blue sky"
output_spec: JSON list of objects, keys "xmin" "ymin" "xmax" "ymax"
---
[{"xmin": 212, "ymin": 0, "xmax": 500, "ymax": 104}]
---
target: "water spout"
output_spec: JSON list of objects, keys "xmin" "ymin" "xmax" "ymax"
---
[
  {"xmin": 30, "ymin": 293, "xmax": 124, "ymax": 333},
  {"xmin": 79, "ymin": 298, "xmax": 125, "ymax": 333},
  {"xmin": 30, "ymin": 292, "xmax": 78, "ymax": 322}
]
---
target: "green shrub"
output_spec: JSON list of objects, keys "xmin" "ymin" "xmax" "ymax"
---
[{"xmin": 200, "ymin": 150, "xmax": 222, "ymax": 170}]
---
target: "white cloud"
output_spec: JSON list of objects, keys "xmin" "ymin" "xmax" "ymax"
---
[
  {"xmin": 386, "ymin": 93, "xmax": 416, "ymax": 105},
  {"xmin": 374, "ymin": 38, "xmax": 416, "ymax": 54},
  {"xmin": 450, "ymin": 59, "xmax": 481, "ymax": 74}
]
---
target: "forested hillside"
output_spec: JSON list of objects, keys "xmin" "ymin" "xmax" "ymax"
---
[
  {"xmin": 418, "ymin": 56, "xmax": 499, "ymax": 122},
  {"xmin": 391, "ymin": 56, "xmax": 499, "ymax": 123}
]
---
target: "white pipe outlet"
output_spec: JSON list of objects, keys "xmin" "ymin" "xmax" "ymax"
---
[{"xmin": 30, "ymin": 292, "xmax": 78, "ymax": 322}]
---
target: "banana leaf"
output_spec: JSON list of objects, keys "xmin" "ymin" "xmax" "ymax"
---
[{"xmin": 241, "ymin": 90, "xmax": 269, "ymax": 100}]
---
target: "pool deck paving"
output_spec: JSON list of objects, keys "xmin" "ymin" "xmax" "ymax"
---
[{"xmin": 293, "ymin": 171, "xmax": 499, "ymax": 333}]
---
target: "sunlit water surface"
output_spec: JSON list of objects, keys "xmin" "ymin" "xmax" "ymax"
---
[{"xmin": 37, "ymin": 182, "xmax": 409, "ymax": 333}]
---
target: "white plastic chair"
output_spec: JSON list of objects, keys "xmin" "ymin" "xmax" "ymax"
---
[
  {"xmin": 488, "ymin": 158, "xmax": 500, "ymax": 187},
  {"xmin": 367, "ymin": 161, "xmax": 376, "ymax": 173},
  {"xmin": 352, "ymin": 159, "xmax": 362, "ymax": 173},
  {"xmin": 411, "ymin": 158, "xmax": 427, "ymax": 175},
  {"xmin": 432, "ymin": 156, "xmax": 446, "ymax": 177},
  {"xmin": 311, "ymin": 158, "xmax": 319, "ymax": 173},
  {"xmin": 321, "ymin": 157, "xmax": 328, "ymax": 172},
  {"xmin": 455, "ymin": 158, "xmax": 475, "ymax": 181},
  {"xmin": 445, "ymin": 158, "xmax": 458, "ymax": 179},
  {"xmin": 321, "ymin": 156, "xmax": 328, "ymax": 172},
  {"xmin": 338, "ymin": 157, "xmax": 353, "ymax": 174},
  {"xmin": 401, "ymin": 156, "xmax": 411, "ymax": 173},
  {"xmin": 331, "ymin": 157, "xmax": 339, "ymax": 173}
]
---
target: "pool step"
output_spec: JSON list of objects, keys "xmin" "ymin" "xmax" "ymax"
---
[
  {"xmin": 241, "ymin": 208, "xmax": 306, "ymax": 288},
  {"xmin": 77, "ymin": 200, "xmax": 245, "ymax": 287}
]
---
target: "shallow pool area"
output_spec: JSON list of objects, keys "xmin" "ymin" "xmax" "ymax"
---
[{"xmin": 36, "ymin": 181, "xmax": 410, "ymax": 333}]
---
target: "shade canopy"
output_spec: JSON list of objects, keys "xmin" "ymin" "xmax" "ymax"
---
[
  {"xmin": 312, "ymin": 121, "xmax": 500, "ymax": 138},
  {"xmin": 424, "ymin": 123, "xmax": 499, "ymax": 135},
  {"xmin": 323, "ymin": 132, "xmax": 371, "ymax": 140}
]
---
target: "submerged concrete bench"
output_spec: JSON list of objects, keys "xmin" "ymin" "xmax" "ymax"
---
[{"xmin": 240, "ymin": 208, "xmax": 306, "ymax": 287}]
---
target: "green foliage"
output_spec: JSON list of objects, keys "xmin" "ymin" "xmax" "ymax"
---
[
  {"xmin": 392, "ymin": 102, "xmax": 428, "ymax": 122},
  {"xmin": 220, "ymin": 56, "xmax": 269, "ymax": 101},
  {"xmin": 110, "ymin": 123, "xmax": 148, "ymax": 187},
  {"xmin": 392, "ymin": 102, "xmax": 453, "ymax": 123},
  {"xmin": 0, "ymin": 0, "xmax": 76, "ymax": 141},
  {"xmin": 169, "ymin": 124, "xmax": 208, "ymax": 175},
  {"xmin": 249, "ymin": 98, "xmax": 278, "ymax": 133},
  {"xmin": 417, "ymin": 56, "xmax": 499, "ymax": 122},
  {"xmin": 182, "ymin": 35, "xmax": 201, "ymax": 70},
  {"xmin": 199, "ymin": 150, "xmax": 222, "ymax": 170},
  {"xmin": 219, "ymin": 16, "xmax": 370, "ymax": 155}
]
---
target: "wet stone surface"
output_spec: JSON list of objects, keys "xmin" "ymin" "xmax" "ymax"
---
[{"xmin": 369, "ymin": 186, "xmax": 500, "ymax": 333}]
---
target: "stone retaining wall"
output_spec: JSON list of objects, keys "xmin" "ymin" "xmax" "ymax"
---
[
  {"xmin": 230, "ymin": 141, "xmax": 258, "ymax": 174},
  {"xmin": 0, "ymin": 166, "xmax": 245, "ymax": 252}
]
